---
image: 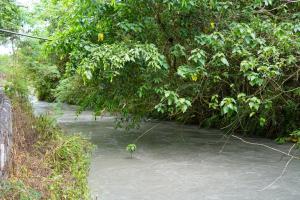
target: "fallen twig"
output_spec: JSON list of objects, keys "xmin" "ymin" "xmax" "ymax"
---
[
  {"xmin": 258, "ymin": 144, "xmax": 296, "ymax": 191},
  {"xmin": 224, "ymin": 135, "xmax": 299, "ymax": 190},
  {"xmin": 231, "ymin": 135, "xmax": 300, "ymax": 160},
  {"xmin": 134, "ymin": 123, "xmax": 160, "ymax": 143}
]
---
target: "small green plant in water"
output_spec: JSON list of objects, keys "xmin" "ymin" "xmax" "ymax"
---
[{"xmin": 126, "ymin": 144, "xmax": 137, "ymax": 158}]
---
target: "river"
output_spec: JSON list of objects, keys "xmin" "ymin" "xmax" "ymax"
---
[{"xmin": 31, "ymin": 98, "xmax": 300, "ymax": 200}]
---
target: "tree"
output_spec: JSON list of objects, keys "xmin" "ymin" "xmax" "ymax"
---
[
  {"xmin": 26, "ymin": 0, "xmax": 300, "ymax": 137},
  {"xmin": 0, "ymin": 0, "xmax": 22, "ymax": 41}
]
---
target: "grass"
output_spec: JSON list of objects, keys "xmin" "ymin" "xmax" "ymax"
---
[
  {"xmin": 0, "ymin": 68, "xmax": 94, "ymax": 199},
  {"xmin": 0, "ymin": 55, "xmax": 13, "ymax": 73}
]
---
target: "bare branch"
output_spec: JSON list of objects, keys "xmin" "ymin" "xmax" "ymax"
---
[
  {"xmin": 258, "ymin": 144, "xmax": 297, "ymax": 191},
  {"xmin": 231, "ymin": 135, "xmax": 300, "ymax": 160}
]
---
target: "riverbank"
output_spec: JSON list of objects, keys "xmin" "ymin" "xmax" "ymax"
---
[
  {"xmin": 0, "ymin": 75, "xmax": 93, "ymax": 199},
  {"xmin": 31, "ymin": 98, "xmax": 300, "ymax": 200}
]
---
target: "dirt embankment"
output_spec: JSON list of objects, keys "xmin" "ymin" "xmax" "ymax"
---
[{"xmin": 3, "ymin": 99, "xmax": 52, "ymax": 199}]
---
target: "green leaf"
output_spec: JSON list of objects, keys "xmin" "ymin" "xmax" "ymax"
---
[
  {"xmin": 126, "ymin": 144, "xmax": 137, "ymax": 152},
  {"xmin": 221, "ymin": 57, "xmax": 229, "ymax": 66},
  {"xmin": 85, "ymin": 70, "xmax": 92, "ymax": 80},
  {"xmin": 249, "ymin": 112, "xmax": 256, "ymax": 117},
  {"xmin": 259, "ymin": 117, "xmax": 266, "ymax": 127},
  {"xmin": 220, "ymin": 97, "xmax": 237, "ymax": 116}
]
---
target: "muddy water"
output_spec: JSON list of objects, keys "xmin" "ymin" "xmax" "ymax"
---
[{"xmin": 31, "ymin": 99, "xmax": 300, "ymax": 200}]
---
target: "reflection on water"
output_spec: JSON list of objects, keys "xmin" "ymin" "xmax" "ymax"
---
[{"xmin": 32, "ymin": 99, "xmax": 300, "ymax": 200}]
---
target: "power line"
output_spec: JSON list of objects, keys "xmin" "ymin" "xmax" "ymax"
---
[{"xmin": 0, "ymin": 28, "xmax": 51, "ymax": 41}]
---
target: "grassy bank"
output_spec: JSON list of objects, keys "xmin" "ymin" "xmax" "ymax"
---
[{"xmin": 0, "ymin": 71, "xmax": 93, "ymax": 199}]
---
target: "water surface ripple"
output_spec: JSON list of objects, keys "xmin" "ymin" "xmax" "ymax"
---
[{"xmin": 32, "ymin": 99, "xmax": 300, "ymax": 200}]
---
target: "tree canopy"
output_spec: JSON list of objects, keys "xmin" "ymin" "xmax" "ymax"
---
[
  {"xmin": 18, "ymin": 0, "xmax": 300, "ymax": 137},
  {"xmin": 0, "ymin": 0, "xmax": 22, "ymax": 41}
]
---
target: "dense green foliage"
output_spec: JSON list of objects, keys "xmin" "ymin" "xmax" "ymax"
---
[
  {"xmin": 17, "ymin": 40, "xmax": 60, "ymax": 101},
  {"xmin": 0, "ymin": 0, "xmax": 22, "ymax": 41},
  {"xmin": 1, "ymin": 1, "xmax": 299, "ymax": 197},
  {"xmin": 20, "ymin": 0, "xmax": 300, "ymax": 138}
]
